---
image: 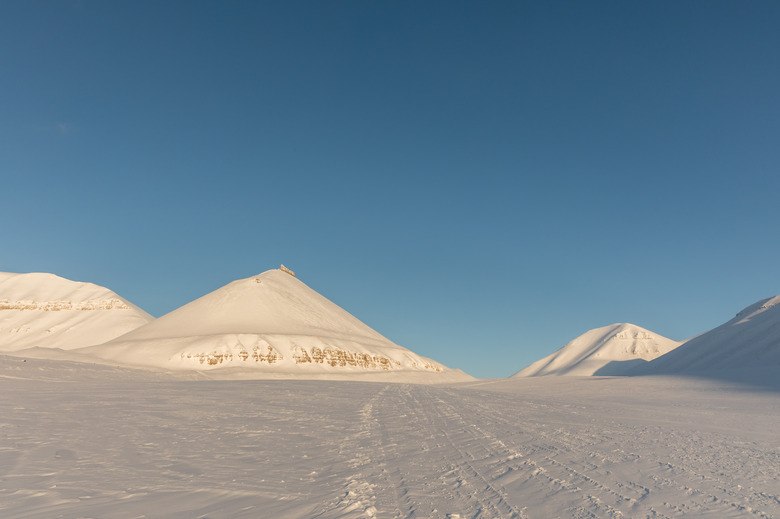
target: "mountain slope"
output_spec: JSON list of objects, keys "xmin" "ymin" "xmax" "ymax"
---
[
  {"xmin": 83, "ymin": 269, "xmax": 465, "ymax": 379},
  {"xmin": 0, "ymin": 272, "xmax": 154, "ymax": 351},
  {"xmin": 638, "ymin": 295, "xmax": 780, "ymax": 374},
  {"xmin": 513, "ymin": 323, "xmax": 681, "ymax": 377}
]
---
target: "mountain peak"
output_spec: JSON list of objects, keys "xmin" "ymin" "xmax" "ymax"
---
[
  {"xmin": 84, "ymin": 269, "xmax": 459, "ymax": 379},
  {"xmin": 513, "ymin": 322, "xmax": 680, "ymax": 377}
]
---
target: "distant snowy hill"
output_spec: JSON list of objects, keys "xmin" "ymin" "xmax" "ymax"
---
[
  {"xmin": 637, "ymin": 295, "xmax": 780, "ymax": 374},
  {"xmin": 513, "ymin": 323, "xmax": 681, "ymax": 377},
  {"xmin": 0, "ymin": 272, "xmax": 153, "ymax": 351},
  {"xmin": 83, "ymin": 268, "xmax": 468, "ymax": 380}
]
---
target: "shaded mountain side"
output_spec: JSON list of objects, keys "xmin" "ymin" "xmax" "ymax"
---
[{"xmin": 635, "ymin": 295, "xmax": 780, "ymax": 375}]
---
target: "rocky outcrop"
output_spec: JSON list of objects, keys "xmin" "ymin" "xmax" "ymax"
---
[
  {"xmin": 292, "ymin": 346, "xmax": 402, "ymax": 370},
  {"xmin": 0, "ymin": 299, "xmax": 133, "ymax": 311},
  {"xmin": 180, "ymin": 344, "xmax": 283, "ymax": 366}
]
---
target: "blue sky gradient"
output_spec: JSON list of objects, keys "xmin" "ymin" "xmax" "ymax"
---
[{"xmin": 2, "ymin": 1, "xmax": 779, "ymax": 377}]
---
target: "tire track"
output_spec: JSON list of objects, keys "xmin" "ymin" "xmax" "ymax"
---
[
  {"xmin": 307, "ymin": 382, "xmax": 779, "ymax": 519},
  {"xmin": 431, "ymin": 387, "xmax": 779, "ymax": 519},
  {"xmin": 425, "ymin": 389, "xmax": 656, "ymax": 519},
  {"xmin": 313, "ymin": 386, "xmax": 389, "ymax": 519},
  {"xmin": 405, "ymin": 386, "xmax": 527, "ymax": 518}
]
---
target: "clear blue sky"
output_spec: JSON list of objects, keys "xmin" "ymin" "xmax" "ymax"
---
[{"xmin": 2, "ymin": 1, "xmax": 779, "ymax": 378}]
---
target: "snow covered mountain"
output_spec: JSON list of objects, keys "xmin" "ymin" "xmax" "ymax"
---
[
  {"xmin": 83, "ymin": 268, "xmax": 465, "ymax": 380},
  {"xmin": 0, "ymin": 272, "xmax": 153, "ymax": 351},
  {"xmin": 638, "ymin": 295, "xmax": 780, "ymax": 374},
  {"xmin": 513, "ymin": 323, "xmax": 681, "ymax": 377}
]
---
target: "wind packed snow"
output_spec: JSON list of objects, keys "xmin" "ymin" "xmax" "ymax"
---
[{"xmin": 2, "ymin": 356, "xmax": 779, "ymax": 518}]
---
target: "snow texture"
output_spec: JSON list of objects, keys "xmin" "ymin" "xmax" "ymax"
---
[
  {"xmin": 1, "ymin": 355, "xmax": 779, "ymax": 519},
  {"xmin": 0, "ymin": 272, "xmax": 153, "ymax": 352},
  {"xmin": 513, "ymin": 323, "xmax": 681, "ymax": 377}
]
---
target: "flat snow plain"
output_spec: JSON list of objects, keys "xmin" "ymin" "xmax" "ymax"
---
[{"xmin": 2, "ymin": 357, "xmax": 779, "ymax": 519}]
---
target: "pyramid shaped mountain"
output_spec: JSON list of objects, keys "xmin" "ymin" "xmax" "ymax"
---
[
  {"xmin": 84, "ymin": 269, "xmax": 457, "ymax": 377},
  {"xmin": 638, "ymin": 295, "xmax": 780, "ymax": 374},
  {"xmin": 0, "ymin": 272, "xmax": 153, "ymax": 352},
  {"xmin": 513, "ymin": 323, "xmax": 681, "ymax": 377}
]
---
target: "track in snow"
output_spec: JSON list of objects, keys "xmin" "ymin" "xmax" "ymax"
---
[{"xmin": 1, "ymin": 357, "xmax": 779, "ymax": 518}]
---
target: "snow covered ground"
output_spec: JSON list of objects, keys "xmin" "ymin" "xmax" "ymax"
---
[{"xmin": 2, "ymin": 356, "xmax": 778, "ymax": 519}]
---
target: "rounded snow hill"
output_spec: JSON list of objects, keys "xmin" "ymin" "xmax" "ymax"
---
[
  {"xmin": 0, "ymin": 272, "xmax": 154, "ymax": 352},
  {"xmin": 513, "ymin": 323, "xmax": 681, "ymax": 377},
  {"xmin": 84, "ymin": 269, "xmax": 468, "ymax": 381},
  {"xmin": 638, "ymin": 295, "xmax": 780, "ymax": 374}
]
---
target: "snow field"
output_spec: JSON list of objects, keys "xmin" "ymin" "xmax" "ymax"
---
[{"xmin": 2, "ymin": 357, "xmax": 779, "ymax": 518}]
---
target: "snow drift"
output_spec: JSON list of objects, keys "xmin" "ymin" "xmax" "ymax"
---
[
  {"xmin": 0, "ymin": 272, "xmax": 153, "ymax": 351},
  {"xmin": 83, "ymin": 268, "xmax": 464, "ymax": 379},
  {"xmin": 637, "ymin": 295, "xmax": 780, "ymax": 374},
  {"xmin": 513, "ymin": 323, "xmax": 681, "ymax": 377}
]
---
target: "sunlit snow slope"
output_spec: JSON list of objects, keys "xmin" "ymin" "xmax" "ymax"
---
[
  {"xmin": 84, "ymin": 269, "xmax": 461, "ymax": 378},
  {"xmin": 639, "ymin": 295, "xmax": 780, "ymax": 374},
  {"xmin": 0, "ymin": 272, "xmax": 153, "ymax": 351},
  {"xmin": 514, "ymin": 323, "xmax": 681, "ymax": 377}
]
